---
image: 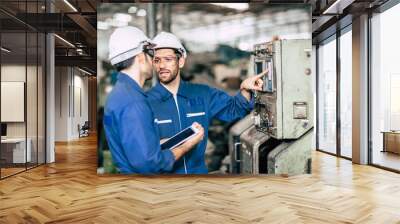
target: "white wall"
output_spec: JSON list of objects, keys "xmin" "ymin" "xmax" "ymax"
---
[
  {"xmin": 55, "ymin": 67, "xmax": 89, "ymax": 141},
  {"xmin": 1, "ymin": 65, "xmax": 26, "ymax": 140},
  {"xmin": 71, "ymin": 72, "xmax": 89, "ymax": 138},
  {"xmin": 55, "ymin": 66, "xmax": 69, "ymax": 141},
  {"xmin": 1, "ymin": 64, "xmax": 25, "ymax": 127},
  {"xmin": 1, "ymin": 65, "xmax": 40, "ymax": 138}
]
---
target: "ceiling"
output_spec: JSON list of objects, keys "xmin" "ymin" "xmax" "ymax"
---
[
  {"xmin": 0, "ymin": 0, "xmax": 97, "ymax": 74},
  {"xmin": 1, "ymin": 0, "xmax": 395, "ymax": 76},
  {"xmin": 311, "ymin": 0, "xmax": 390, "ymax": 44},
  {"xmin": 97, "ymin": 3, "xmax": 311, "ymax": 60}
]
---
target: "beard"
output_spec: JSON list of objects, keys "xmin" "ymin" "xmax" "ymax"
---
[{"xmin": 157, "ymin": 69, "xmax": 178, "ymax": 84}]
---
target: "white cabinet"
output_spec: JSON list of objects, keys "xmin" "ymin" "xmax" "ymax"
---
[{"xmin": 1, "ymin": 138, "xmax": 32, "ymax": 163}]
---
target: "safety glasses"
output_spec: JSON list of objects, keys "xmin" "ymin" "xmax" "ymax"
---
[{"xmin": 152, "ymin": 56, "xmax": 178, "ymax": 66}]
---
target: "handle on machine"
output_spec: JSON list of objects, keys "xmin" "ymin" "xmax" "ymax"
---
[{"xmin": 234, "ymin": 142, "xmax": 241, "ymax": 162}]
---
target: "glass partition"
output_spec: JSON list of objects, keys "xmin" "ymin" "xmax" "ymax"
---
[
  {"xmin": 371, "ymin": 3, "xmax": 400, "ymax": 171},
  {"xmin": 317, "ymin": 35, "xmax": 337, "ymax": 155},
  {"xmin": 1, "ymin": 30, "xmax": 28, "ymax": 177},
  {"xmin": 0, "ymin": 0, "xmax": 46, "ymax": 179}
]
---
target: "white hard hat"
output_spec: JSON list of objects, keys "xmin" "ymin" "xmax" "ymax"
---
[
  {"xmin": 108, "ymin": 26, "xmax": 154, "ymax": 65},
  {"xmin": 152, "ymin": 32, "xmax": 187, "ymax": 58}
]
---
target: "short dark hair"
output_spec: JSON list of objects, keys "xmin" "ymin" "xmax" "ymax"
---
[
  {"xmin": 114, "ymin": 56, "xmax": 135, "ymax": 72},
  {"xmin": 174, "ymin": 49, "xmax": 183, "ymax": 58}
]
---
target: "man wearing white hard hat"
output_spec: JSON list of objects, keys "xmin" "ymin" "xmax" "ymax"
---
[
  {"xmin": 103, "ymin": 27, "xmax": 204, "ymax": 174},
  {"xmin": 146, "ymin": 31, "xmax": 265, "ymax": 174}
]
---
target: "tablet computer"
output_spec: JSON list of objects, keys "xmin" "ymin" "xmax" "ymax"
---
[{"xmin": 161, "ymin": 124, "xmax": 199, "ymax": 150}]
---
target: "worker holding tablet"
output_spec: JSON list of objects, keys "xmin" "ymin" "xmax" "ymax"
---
[
  {"xmin": 103, "ymin": 27, "xmax": 204, "ymax": 174},
  {"xmin": 146, "ymin": 32, "xmax": 264, "ymax": 174}
]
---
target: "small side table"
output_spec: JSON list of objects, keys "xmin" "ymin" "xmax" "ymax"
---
[{"xmin": 381, "ymin": 131, "xmax": 400, "ymax": 155}]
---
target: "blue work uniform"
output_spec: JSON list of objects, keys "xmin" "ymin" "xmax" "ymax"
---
[
  {"xmin": 103, "ymin": 73, "xmax": 175, "ymax": 174},
  {"xmin": 147, "ymin": 80, "xmax": 254, "ymax": 174}
]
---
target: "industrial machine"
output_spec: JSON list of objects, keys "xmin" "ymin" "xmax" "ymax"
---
[
  {"xmin": 229, "ymin": 39, "xmax": 313, "ymax": 175},
  {"xmin": 228, "ymin": 114, "xmax": 253, "ymax": 173}
]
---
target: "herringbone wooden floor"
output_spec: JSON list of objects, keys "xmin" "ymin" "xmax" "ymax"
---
[{"xmin": 1, "ymin": 135, "xmax": 400, "ymax": 224}]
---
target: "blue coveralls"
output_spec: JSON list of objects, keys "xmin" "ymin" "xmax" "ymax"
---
[
  {"xmin": 147, "ymin": 80, "xmax": 254, "ymax": 174},
  {"xmin": 103, "ymin": 73, "xmax": 175, "ymax": 174}
]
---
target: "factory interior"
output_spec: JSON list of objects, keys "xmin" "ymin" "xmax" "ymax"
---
[{"xmin": 1, "ymin": 0, "xmax": 400, "ymax": 223}]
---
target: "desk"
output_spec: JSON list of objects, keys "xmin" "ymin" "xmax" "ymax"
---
[
  {"xmin": 382, "ymin": 131, "xmax": 400, "ymax": 155},
  {"xmin": 1, "ymin": 138, "xmax": 31, "ymax": 163}
]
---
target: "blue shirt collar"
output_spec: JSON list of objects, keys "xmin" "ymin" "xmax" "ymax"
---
[
  {"xmin": 118, "ymin": 72, "xmax": 146, "ymax": 97},
  {"xmin": 154, "ymin": 79, "xmax": 191, "ymax": 101}
]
